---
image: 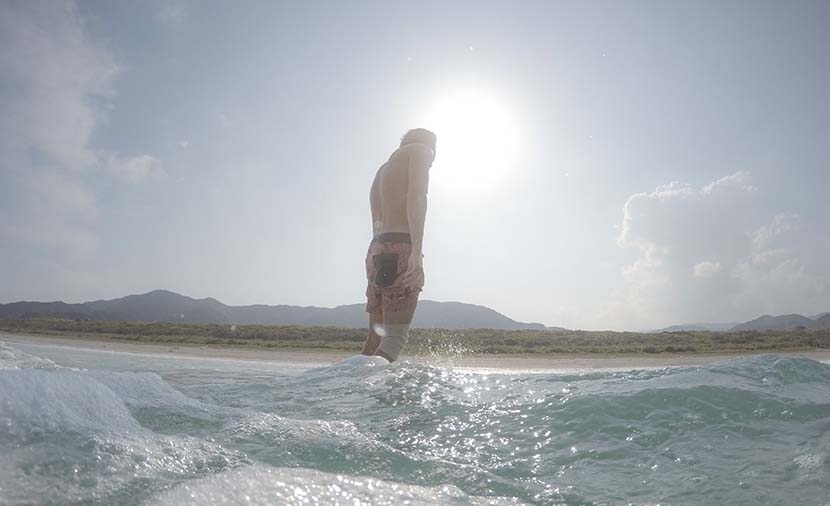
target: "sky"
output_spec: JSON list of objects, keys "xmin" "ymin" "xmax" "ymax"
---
[{"xmin": 1, "ymin": 0, "xmax": 829, "ymax": 330}]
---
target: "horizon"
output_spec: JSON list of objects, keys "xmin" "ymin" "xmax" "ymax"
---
[
  {"xmin": 3, "ymin": 287, "xmax": 828, "ymax": 332},
  {"xmin": 2, "ymin": 1, "xmax": 829, "ymax": 331}
]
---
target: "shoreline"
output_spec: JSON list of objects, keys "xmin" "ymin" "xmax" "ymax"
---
[{"xmin": 4, "ymin": 331, "xmax": 830, "ymax": 371}]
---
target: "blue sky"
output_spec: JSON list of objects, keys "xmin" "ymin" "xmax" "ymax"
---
[{"xmin": 1, "ymin": 0, "xmax": 828, "ymax": 330}]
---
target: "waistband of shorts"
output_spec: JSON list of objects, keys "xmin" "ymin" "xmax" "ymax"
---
[{"xmin": 372, "ymin": 232, "xmax": 411, "ymax": 244}]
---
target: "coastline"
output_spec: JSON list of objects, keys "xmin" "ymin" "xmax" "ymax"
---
[{"xmin": 4, "ymin": 331, "xmax": 830, "ymax": 371}]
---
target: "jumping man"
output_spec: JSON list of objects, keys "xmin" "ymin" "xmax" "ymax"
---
[{"xmin": 362, "ymin": 128, "xmax": 436, "ymax": 362}]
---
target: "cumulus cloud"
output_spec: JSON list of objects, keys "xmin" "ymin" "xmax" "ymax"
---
[
  {"xmin": 734, "ymin": 213, "xmax": 830, "ymax": 314},
  {"xmin": 615, "ymin": 172, "xmax": 830, "ymax": 328},
  {"xmin": 0, "ymin": 2, "xmax": 117, "ymax": 170},
  {"xmin": 0, "ymin": 2, "xmax": 112, "ymax": 260},
  {"xmin": 0, "ymin": 2, "xmax": 161, "ymax": 261}
]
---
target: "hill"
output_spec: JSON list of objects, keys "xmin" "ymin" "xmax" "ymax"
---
[
  {"xmin": 654, "ymin": 312, "xmax": 830, "ymax": 333},
  {"xmin": 0, "ymin": 290, "xmax": 550, "ymax": 331},
  {"xmin": 656, "ymin": 322, "xmax": 738, "ymax": 332},
  {"xmin": 731, "ymin": 313, "xmax": 829, "ymax": 331}
]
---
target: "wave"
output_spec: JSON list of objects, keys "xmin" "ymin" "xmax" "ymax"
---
[
  {"xmin": 0, "ymin": 344, "xmax": 243, "ymax": 506},
  {"xmin": 2, "ymin": 343, "xmax": 830, "ymax": 506},
  {"xmin": 154, "ymin": 464, "xmax": 526, "ymax": 506},
  {"xmin": 0, "ymin": 342, "xmax": 63, "ymax": 370}
]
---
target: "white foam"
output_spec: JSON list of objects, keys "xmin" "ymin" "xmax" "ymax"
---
[
  {"xmin": 332, "ymin": 354, "xmax": 390, "ymax": 368},
  {"xmin": 0, "ymin": 353, "xmax": 245, "ymax": 505},
  {"xmin": 154, "ymin": 464, "xmax": 525, "ymax": 506},
  {"xmin": 0, "ymin": 342, "xmax": 63, "ymax": 370},
  {"xmin": 0, "ymin": 369, "xmax": 141, "ymax": 438}
]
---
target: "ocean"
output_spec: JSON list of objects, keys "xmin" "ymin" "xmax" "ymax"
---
[{"xmin": 1, "ymin": 338, "xmax": 829, "ymax": 505}]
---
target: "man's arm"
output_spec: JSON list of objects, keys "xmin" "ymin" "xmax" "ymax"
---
[
  {"xmin": 370, "ymin": 168, "xmax": 382, "ymax": 236},
  {"xmin": 403, "ymin": 145, "xmax": 432, "ymax": 289},
  {"xmin": 406, "ymin": 146, "xmax": 431, "ymax": 255}
]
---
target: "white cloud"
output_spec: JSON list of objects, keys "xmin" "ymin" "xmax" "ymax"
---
[
  {"xmin": 0, "ymin": 2, "xmax": 116, "ymax": 170},
  {"xmin": 614, "ymin": 172, "xmax": 830, "ymax": 328},
  {"xmin": 0, "ymin": 2, "xmax": 162, "ymax": 262},
  {"xmin": 0, "ymin": 2, "xmax": 113, "ymax": 261},
  {"xmin": 702, "ymin": 171, "xmax": 757, "ymax": 195},
  {"xmin": 734, "ymin": 213, "xmax": 830, "ymax": 315}
]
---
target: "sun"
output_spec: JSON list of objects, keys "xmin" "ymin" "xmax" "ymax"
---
[{"xmin": 421, "ymin": 89, "xmax": 520, "ymax": 195}]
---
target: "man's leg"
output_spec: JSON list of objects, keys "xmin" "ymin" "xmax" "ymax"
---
[
  {"xmin": 361, "ymin": 310, "xmax": 383, "ymax": 356},
  {"xmin": 374, "ymin": 304, "xmax": 416, "ymax": 362}
]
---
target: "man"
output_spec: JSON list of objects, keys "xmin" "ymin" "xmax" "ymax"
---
[{"xmin": 362, "ymin": 128, "xmax": 436, "ymax": 362}]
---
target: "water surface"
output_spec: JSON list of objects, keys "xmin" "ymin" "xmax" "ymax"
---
[{"xmin": 1, "ymin": 338, "xmax": 829, "ymax": 505}]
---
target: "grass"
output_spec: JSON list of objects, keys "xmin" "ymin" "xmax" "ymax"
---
[{"xmin": 2, "ymin": 318, "xmax": 830, "ymax": 356}]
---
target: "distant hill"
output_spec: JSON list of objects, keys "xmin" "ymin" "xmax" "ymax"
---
[
  {"xmin": 653, "ymin": 312, "xmax": 830, "ymax": 333},
  {"xmin": 814, "ymin": 313, "xmax": 830, "ymax": 329},
  {"xmin": 656, "ymin": 322, "xmax": 738, "ymax": 333},
  {"xmin": 0, "ymin": 290, "xmax": 550, "ymax": 330},
  {"xmin": 731, "ymin": 313, "xmax": 830, "ymax": 331}
]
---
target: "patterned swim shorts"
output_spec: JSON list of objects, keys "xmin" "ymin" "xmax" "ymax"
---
[{"xmin": 365, "ymin": 233, "xmax": 421, "ymax": 314}]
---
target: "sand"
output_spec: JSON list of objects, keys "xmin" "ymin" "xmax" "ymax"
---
[{"xmin": 3, "ymin": 331, "xmax": 830, "ymax": 372}]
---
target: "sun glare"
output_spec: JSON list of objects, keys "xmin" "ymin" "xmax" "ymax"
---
[{"xmin": 422, "ymin": 90, "xmax": 520, "ymax": 195}]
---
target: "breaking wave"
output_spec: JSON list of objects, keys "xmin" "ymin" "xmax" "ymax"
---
[{"xmin": 1, "ymin": 342, "xmax": 829, "ymax": 505}]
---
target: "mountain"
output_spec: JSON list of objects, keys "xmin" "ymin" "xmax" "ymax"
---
[
  {"xmin": 731, "ymin": 314, "xmax": 823, "ymax": 331},
  {"xmin": 656, "ymin": 322, "xmax": 738, "ymax": 332},
  {"xmin": 0, "ymin": 290, "xmax": 549, "ymax": 330},
  {"xmin": 656, "ymin": 312, "xmax": 830, "ymax": 332},
  {"xmin": 413, "ymin": 301, "xmax": 553, "ymax": 330}
]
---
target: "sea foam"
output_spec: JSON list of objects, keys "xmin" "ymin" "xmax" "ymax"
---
[{"xmin": 1, "ymin": 341, "xmax": 829, "ymax": 506}]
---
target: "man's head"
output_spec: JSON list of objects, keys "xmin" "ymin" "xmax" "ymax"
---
[{"xmin": 400, "ymin": 128, "xmax": 437, "ymax": 151}]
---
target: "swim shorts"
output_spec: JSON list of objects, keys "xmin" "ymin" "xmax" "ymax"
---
[{"xmin": 365, "ymin": 232, "xmax": 421, "ymax": 314}]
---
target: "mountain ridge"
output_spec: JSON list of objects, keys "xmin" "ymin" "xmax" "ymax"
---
[
  {"xmin": 654, "ymin": 312, "xmax": 830, "ymax": 333},
  {"xmin": 2, "ymin": 290, "xmax": 827, "ymax": 332},
  {"xmin": 654, "ymin": 322, "xmax": 739, "ymax": 333},
  {"xmin": 730, "ymin": 313, "xmax": 830, "ymax": 331},
  {"xmin": 0, "ymin": 289, "xmax": 551, "ymax": 331}
]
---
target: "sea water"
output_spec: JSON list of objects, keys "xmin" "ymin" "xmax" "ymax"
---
[{"xmin": 1, "ymin": 338, "xmax": 829, "ymax": 506}]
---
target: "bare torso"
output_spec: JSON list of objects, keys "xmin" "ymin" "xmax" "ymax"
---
[
  {"xmin": 370, "ymin": 143, "xmax": 433, "ymax": 237},
  {"xmin": 374, "ymin": 147, "xmax": 412, "ymax": 234}
]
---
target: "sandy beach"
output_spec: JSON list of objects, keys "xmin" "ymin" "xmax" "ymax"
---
[{"xmin": 4, "ymin": 331, "xmax": 830, "ymax": 371}]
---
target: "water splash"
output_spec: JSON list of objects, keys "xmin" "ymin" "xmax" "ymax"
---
[{"xmin": 1, "ymin": 343, "xmax": 829, "ymax": 506}]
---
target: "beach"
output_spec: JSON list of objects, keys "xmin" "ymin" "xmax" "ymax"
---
[{"xmin": 4, "ymin": 331, "xmax": 830, "ymax": 372}]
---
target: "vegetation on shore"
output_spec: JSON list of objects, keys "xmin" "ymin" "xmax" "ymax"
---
[{"xmin": 3, "ymin": 318, "xmax": 830, "ymax": 355}]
